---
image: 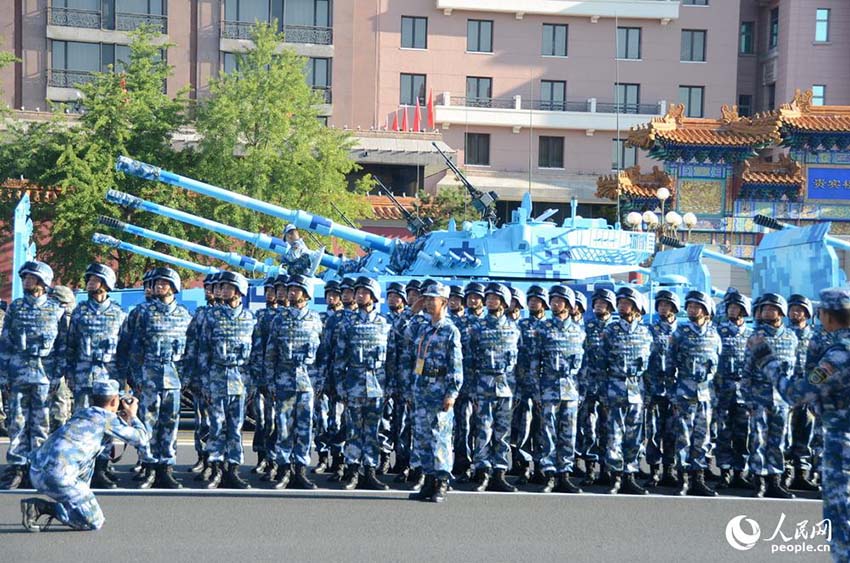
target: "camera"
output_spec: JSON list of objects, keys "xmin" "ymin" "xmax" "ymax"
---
[{"xmin": 117, "ymin": 395, "xmax": 136, "ymax": 416}]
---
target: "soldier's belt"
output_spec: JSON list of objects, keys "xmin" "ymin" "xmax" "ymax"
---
[{"xmin": 213, "ymin": 361, "xmax": 246, "ymax": 368}]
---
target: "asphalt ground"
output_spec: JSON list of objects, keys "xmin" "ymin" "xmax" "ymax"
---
[{"xmin": 0, "ymin": 439, "xmax": 832, "ymax": 562}]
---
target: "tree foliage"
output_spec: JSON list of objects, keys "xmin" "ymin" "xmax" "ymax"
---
[{"xmin": 416, "ymin": 184, "xmax": 480, "ymax": 230}]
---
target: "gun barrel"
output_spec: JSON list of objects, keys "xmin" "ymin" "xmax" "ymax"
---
[
  {"xmin": 92, "ymin": 233, "xmax": 220, "ymax": 275},
  {"xmin": 106, "ymin": 190, "xmax": 342, "ymax": 270},
  {"xmin": 659, "ymin": 235, "xmax": 752, "ymax": 270},
  {"xmin": 98, "ymin": 216, "xmax": 274, "ymax": 274},
  {"xmin": 754, "ymin": 213, "xmax": 850, "ymax": 252},
  {"xmin": 116, "ymin": 156, "xmax": 396, "ymax": 255}
]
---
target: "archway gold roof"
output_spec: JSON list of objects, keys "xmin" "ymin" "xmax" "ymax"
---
[{"xmin": 595, "ymin": 165, "xmax": 673, "ymax": 201}]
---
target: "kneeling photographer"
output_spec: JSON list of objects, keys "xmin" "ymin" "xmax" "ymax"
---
[{"xmin": 20, "ymin": 380, "xmax": 149, "ymax": 532}]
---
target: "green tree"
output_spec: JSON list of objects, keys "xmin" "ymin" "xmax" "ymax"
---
[
  {"xmin": 191, "ymin": 22, "xmax": 372, "ymax": 259},
  {"xmin": 416, "ymin": 185, "xmax": 480, "ymax": 230}
]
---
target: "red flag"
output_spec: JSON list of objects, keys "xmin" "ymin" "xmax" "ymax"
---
[
  {"xmin": 413, "ymin": 98, "xmax": 421, "ymax": 132},
  {"xmin": 401, "ymin": 107, "xmax": 409, "ymax": 131},
  {"xmin": 391, "ymin": 110, "xmax": 399, "ymax": 131},
  {"xmin": 427, "ymin": 90, "xmax": 435, "ymax": 130}
]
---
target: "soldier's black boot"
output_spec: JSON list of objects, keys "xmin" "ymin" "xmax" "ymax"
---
[
  {"xmin": 473, "ymin": 468, "xmax": 491, "ymax": 492},
  {"xmin": 262, "ymin": 462, "xmax": 279, "ymax": 482},
  {"xmin": 677, "ymin": 470, "xmax": 689, "ymax": 496},
  {"xmin": 687, "ymin": 470, "xmax": 718, "ymax": 497},
  {"xmin": 189, "ymin": 452, "xmax": 206, "ymax": 473},
  {"xmin": 751, "ymin": 475, "xmax": 766, "ymax": 498},
  {"xmin": 0, "ymin": 420, "xmax": 8, "ymax": 438},
  {"xmin": 361, "ymin": 467, "xmax": 389, "ymax": 491},
  {"xmin": 290, "ymin": 464, "xmax": 317, "ymax": 490},
  {"xmin": 274, "ymin": 465, "xmax": 292, "ymax": 489},
  {"xmin": 394, "ymin": 466, "xmax": 411, "ymax": 483},
  {"xmin": 644, "ymin": 464, "xmax": 661, "ymax": 488},
  {"xmin": 104, "ymin": 462, "xmax": 118, "ymax": 482},
  {"xmin": 409, "ymin": 467, "xmax": 425, "ymax": 491},
  {"xmin": 206, "ymin": 461, "xmax": 223, "ymax": 489},
  {"xmin": 1, "ymin": 465, "xmax": 25, "ymax": 490},
  {"xmin": 377, "ymin": 452, "xmax": 391, "ymax": 475},
  {"xmin": 555, "ymin": 473, "xmax": 583, "ymax": 494},
  {"xmin": 730, "ymin": 470, "xmax": 752, "ymax": 489},
  {"xmin": 580, "ymin": 462, "xmax": 599, "ymax": 487},
  {"xmin": 342, "ymin": 464, "xmax": 360, "ymax": 490},
  {"xmin": 156, "ymin": 465, "xmax": 183, "ymax": 489},
  {"xmin": 328, "ymin": 453, "xmax": 345, "ymax": 481},
  {"xmin": 430, "ymin": 478, "xmax": 448, "ymax": 503},
  {"xmin": 715, "ymin": 468, "xmax": 733, "ymax": 489},
  {"xmin": 409, "ymin": 474, "xmax": 435, "ymax": 501},
  {"xmin": 489, "ymin": 469, "xmax": 517, "ymax": 493},
  {"xmin": 789, "ymin": 467, "xmax": 821, "ymax": 492},
  {"xmin": 540, "ymin": 471, "xmax": 556, "ymax": 493},
  {"xmin": 223, "ymin": 463, "xmax": 251, "ymax": 490},
  {"xmin": 195, "ymin": 457, "xmax": 213, "ymax": 482},
  {"xmin": 312, "ymin": 453, "xmax": 330, "ymax": 474},
  {"xmin": 606, "ymin": 472, "xmax": 622, "ymax": 495},
  {"xmin": 20, "ymin": 465, "xmax": 32, "ymax": 489},
  {"xmin": 252, "ymin": 453, "xmax": 268, "ymax": 475},
  {"xmin": 91, "ymin": 458, "xmax": 117, "ymax": 490},
  {"xmin": 659, "ymin": 464, "xmax": 680, "ymax": 487},
  {"xmin": 597, "ymin": 468, "xmax": 614, "ymax": 487},
  {"xmin": 620, "ymin": 473, "xmax": 649, "ymax": 495},
  {"xmin": 20, "ymin": 498, "xmax": 58, "ymax": 532},
  {"xmin": 132, "ymin": 458, "xmax": 143, "ymax": 474},
  {"xmin": 138, "ymin": 463, "xmax": 157, "ymax": 489},
  {"xmin": 514, "ymin": 466, "xmax": 532, "ymax": 487},
  {"xmin": 765, "ymin": 475, "xmax": 795, "ymax": 499}
]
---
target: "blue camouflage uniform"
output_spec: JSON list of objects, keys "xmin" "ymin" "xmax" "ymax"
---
[
  {"xmin": 453, "ymin": 308, "xmax": 486, "ymax": 471},
  {"xmin": 200, "ymin": 303, "xmax": 255, "ymax": 465},
  {"xmin": 742, "ymin": 323, "xmax": 803, "ymax": 476},
  {"xmin": 715, "ymin": 319, "xmax": 753, "ymax": 471},
  {"xmin": 1, "ymin": 293, "xmax": 65, "ymax": 467},
  {"xmin": 313, "ymin": 307, "xmax": 342, "ymax": 460},
  {"xmin": 409, "ymin": 317, "xmax": 463, "ymax": 479},
  {"xmin": 804, "ymin": 328, "xmax": 831, "ymax": 472},
  {"xmin": 29, "ymin": 404, "xmax": 149, "ymax": 530},
  {"xmin": 399, "ymin": 311, "xmax": 430, "ymax": 472},
  {"xmin": 599, "ymin": 318, "xmax": 651, "ymax": 474},
  {"xmin": 577, "ymin": 315, "xmax": 613, "ymax": 464},
  {"xmin": 317, "ymin": 307, "xmax": 351, "ymax": 460},
  {"xmin": 514, "ymin": 313, "xmax": 547, "ymax": 472},
  {"xmin": 265, "ymin": 306, "xmax": 322, "ymax": 467},
  {"xmin": 645, "ymin": 317, "xmax": 677, "ymax": 468},
  {"xmin": 789, "ymin": 323, "xmax": 817, "ymax": 472},
  {"xmin": 182, "ymin": 303, "xmax": 212, "ymax": 461},
  {"xmin": 384, "ymin": 307, "xmax": 411, "ymax": 466},
  {"xmin": 248, "ymin": 304, "xmax": 278, "ymax": 462},
  {"xmin": 132, "ymin": 299, "xmax": 192, "ymax": 466},
  {"xmin": 667, "ymin": 321, "xmax": 722, "ymax": 470},
  {"xmin": 469, "ymin": 313, "xmax": 521, "ymax": 471},
  {"xmin": 66, "ymin": 298, "xmax": 126, "ymax": 411},
  {"xmin": 333, "ymin": 309, "xmax": 391, "ymax": 468},
  {"xmin": 529, "ymin": 316, "xmax": 585, "ymax": 475}
]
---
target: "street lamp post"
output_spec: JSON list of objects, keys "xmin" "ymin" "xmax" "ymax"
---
[
  {"xmin": 656, "ymin": 187, "xmax": 670, "ymax": 222},
  {"xmin": 682, "ymin": 212, "xmax": 698, "ymax": 242}
]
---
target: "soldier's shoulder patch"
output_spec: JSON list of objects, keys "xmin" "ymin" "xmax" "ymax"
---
[{"xmin": 809, "ymin": 362, "xmax": 836, "ymax": 385}]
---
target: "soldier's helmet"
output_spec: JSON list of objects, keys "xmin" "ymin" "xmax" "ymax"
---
[
  {"xmin": 548, "ymin": 284, "xmax": 576, "ymax": 310},
  {"xmin": 203, "ymin": 272, "xmax": 219, "ymax": 287},
  {"xmin": 340, "ymin": 277, "xmax": 356, "ymax": 292},
  {"xmin": 19, "ymin": 261, "xmax": 54, "ymax": 288},
  {"xmin": 591, "ymin": 288, "xmax": 616, "ymax": 312},
  {"xmin": 219, "ymin": 271, "xmax": 249, "ymax": 296},
  {"xmin": 405, "ymin": 279, "xmax": 421, "ymax": 293},
  {"xmin": 654, "ymin": 289, "xmax": 680, "ymax": 314},
  {"xmin": 84, "ymin": 263, "xmax": 117, "ymax": 292},
  {"xmin": 142, "ymin": 270, "xmax": 154, "ymax": 288},
  {"xmin": 449, "ymin": 285, "xmax": 464, "ymax": 300},
  {"xmin": 615, "ymin": 286, "xmax": 644, "ymax": 314},
  {"xmin": 386, "ymin": 282, "xmax": 407, "ymax": 304},
  {"xmin": 527, "ymin": 285, "xmax": 550, "ymax": 310},
  {"xmin": 273, "ymin": 273, "xmax": 289, "ymax": 287},
  {"xmin": 759, "ymin": 293, "xmax": 788, "ymax": 317},
  {"xmin": 484, "ymin": 282, "xmax": 511, "ymax": 307},
  {"xmin": 324, "ymin": 280, "xmax": 341, "ymax": 295},
  {"xmin": 464, "ymin": 282, "xmax": 486, "ymax": 299},
  {"xmin": 50, "ymin": 285, "xmax": 77, "ymax": 311},
  {"xmin": 510, "ymin": 287, "xmax": 527, "ymax": 310},
  {"xmin": 287, "ymin": 274, "xmax": 314, "ymax": 300},
  {"xmin": 574, "ymin": 291, "xmax": 587, "ymax": 314},
  {"xmin": 725, "ymin": 292, "xmax": 752, "ymax": 317},
  {"xmin": 151, "ymin": 267, "xmax": 182, "ymax": 294},
  {"xmin": 262, "ymin": 276, "xmax": 276, "ymax": 289},
  {"xmin": 685, "ymin": 290, "xmax": 714, "ymax": 317},
  {"xmin": 354, "ymin": 276, "xmax": 382, "ymax": 303},
  {"xmin": 788, "ymin": 294, "xmax": 813, "ymax": 319}
]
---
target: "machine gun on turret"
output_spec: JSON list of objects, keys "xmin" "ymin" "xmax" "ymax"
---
[
  {"xmin": 372, "ymin": 177, "xmax": 434, "ymax": 237},
  {"xmin": 432, "ymin": 141, "xmax": 499, "ymax": 226}
]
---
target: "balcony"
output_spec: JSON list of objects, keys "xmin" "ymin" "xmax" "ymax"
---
[
  {"xmin": 435, "ymin": 0, "xmax": 679, "ymax": 24},
  {"xmin": 221, "ymin": 21, "xmax": 333, "ymax": 45},
  {"xmin": 48, "ymin": 68, "xmax": 96, "ymax": 89},
  {"xmin": 436, "ymin": 93, "xmax": 666, "ymax": 134},
  {"xmin": 48, "ymin": 7, "xmax": 167, "ymax": 33},
  {"xmin": 313, "ymin": 87, "xmax": 332, "ymax": 104}
]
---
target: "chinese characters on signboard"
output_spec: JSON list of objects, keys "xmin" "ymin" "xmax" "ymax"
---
[{"xmin": 807, "ymin": 167, "xmax": 850, "ymax": 200}]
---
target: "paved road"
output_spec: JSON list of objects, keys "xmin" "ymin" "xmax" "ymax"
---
[{"xmin": 0, "ymin": 443, "xmax": 831, "ymax": 562}]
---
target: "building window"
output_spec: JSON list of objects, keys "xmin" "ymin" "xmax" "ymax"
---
[
  {"xmin": 612, "ymin": 138, "xmax": 637, "ymax": 170},
  {"xmin": 542, "ymin": 23, "xmax": 567, "ymax": 57},
  {"xmin": 812, "ymin": 85, "xmax": 826, "ymax": 106},
  {"xmin": 467, "ymin": 19, "xmax": 493, "ymax": 53},
  {"xmin": 225, "ymin": 0, "xmax": 270, "ymax": 23},
  {"xmin": 539, "ymin": 136, "xmax": 564, "ymax": 169},
  {"xmin": 465, "ymin": 133, "xmax": 490, "ymax": 166},
  {"xmin": 401, "ymin": 16, "xmax": 427, "ymax": 49},
  {"xmin": 679, "ymin": 85, "xmax": 704, "ymax": 117},
  {"xmin": 616, "ymin": 27, "xmax": 641, "ymax": 59},
  {"xmin": 317, "ymin": 116, "xmax": 328, "ymax": 126},
  {"xmin": 540, "ymin": 80, "xmax": 566, "ymax": 111},
  {"xmin": 615, "ymin": 83, "xmax": 640, "ymax": 113},
  {"xmin": 223, "ymin": 52, "xmax": 239, "ymax": 74},
  {"xmin": 769, "ymin": 7, "xmax": 779, "ymax": 48},
  {"xmin": 307, "ymin": 57, "xmax": 331, "ymax": 102},
  {"xmin": 465, "ymin": 76, "xmax": 492, "ymax": 107},
  {"xmin": 681, "ymin": 29, "xmax": 706, "ymax": 62},
  {"xmin": 739, "ymin": 22, "xmax": 754, "ymax": 54},
  {"xmin": 283, "ymin": 0, "xmax": 331, "ymax": 27},
  {"xmin": 399, "ymin": 73, "xmax": 425, "ymax": 105},
  {"xmin": 682, "ymin": 0, "xmax": 708, "ymax": 4},
  {"xmin": 767, "ymin": 83, "xmax": 776, "ymax": 110},
  {"xmin": 815, "ymin": 9, "xmax": 830, "ymax": 42},
  {"xmin": 738, "ymin": 94, "xmax": 752, "ymax": 117}
]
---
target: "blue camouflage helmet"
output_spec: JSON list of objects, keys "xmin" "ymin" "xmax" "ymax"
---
[
  {"xmin": 84, "ymin": 263, "xmax": 117, "ymax": 292},
  {"xmin": 722, "ymin": 286, "xmax": 740, "ymax": 303},
  {"xmin": 286, "ymin": 274, "xmax": 313, "ymax": 300},
  {"xmin": 422, "ymin": 281, "xmax": 450, "ymax": 299},
  {"xmin": 219, "ymin": 270, "xmax": 249, "ymax": 296},
  {"xmin": 324, "ymin": 280, "xmax": 341, "ymax": 295},
  {"xmin": 354, "ymin": 276, "xmax": 381, "ymax": 302},
  {"xmin": 527, "ymin": 285, "xmax": 550, "ymax": 310},
  {"xmin": 574, "ymin": 291, "xmax": 587, "ymax": 313},
  {"xmin": 405, "ymin": 279, "xmax": 422, "ymax": 292},
  {"xmin": 273, "ymin": 273, "xmax": 289, "ymax": 287},
  {"xmin": 151, "ymin": 266, "xmax": 181, "ymax": 294},
  {"xmin": 464, "ymin": 281, "xmax": 486, "ymax": 299},
  {"xmin": 654, "ymin": 289, "xmax": 680, "ymax": 314},
  {"xmin": 725, "ymin": 292, "xmax": 752, "ymax": 317},
  {"xmin": 262, "ymin": 276, "xmax": 276, "ymax": 289},
  {"xmin": 484, "ymin": 282, "xmax": 511, "ymax": 307},
  {"xmin": 510, "ymin": 286, "xmax": 527, "ymax": 309},
  {"xmin": 449, "ymin": 285, "xmax": 464, "ymax": 300},
  {"xmin": 591, "ymin": 288, "xmax": 616, "ymax": 312},
  {"xmin": 386, "ymin": 281, "xmax": 407, "ymax": 304},
  {"xmin": 92, "ymin": 379, "xmax": 121, "ymax": 397},
  {"xmin": 548, "ymin": 284, "xmax": 576, "ymax": 309},
  {"xmin": 142, "ymin": 269, "xmax": 154, "ymax": 287},
  {"xmin": 340, "ymin": 277, "xmax": 356, "ymax": 292},
  {"xmin": 788, "ymin": 293, "xmax": 814, "ymax": 318},
  {"xmin": 818, "ymin": 287, "xmax": 850, "ymax": 312},
  {"xmin": 685, "ymin": 290, "xmax": 714, "ymax": 316},
  {"xmin": 759, "ymin": 292, "xmax": 788, "ymax": 317},
  {"xmin": 203, "ymin": 272, "xmax": 218, "ymax": 287},
  {"xmin": 615, "ymin": 286, "xmax": 643, "ymax": 313},
  {"xmin": 19, "ymin": 260, "xmax": 54, "ymax": 287}
]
